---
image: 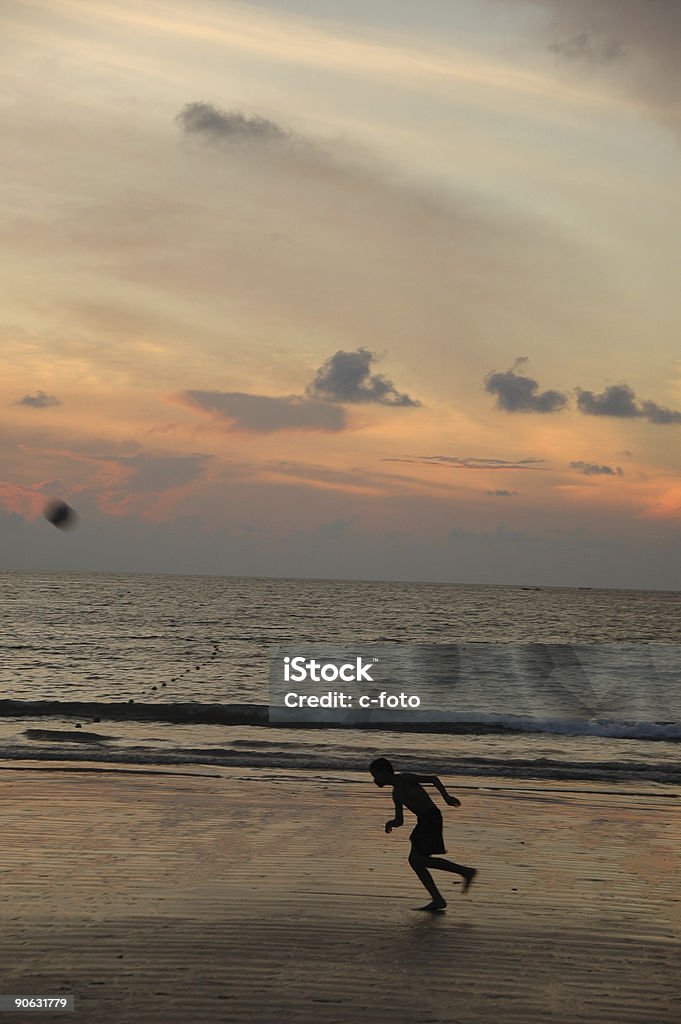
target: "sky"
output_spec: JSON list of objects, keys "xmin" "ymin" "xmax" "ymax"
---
[{"xmin": 2, "ymin": 0, "xmax": 681, "ymax": 587}]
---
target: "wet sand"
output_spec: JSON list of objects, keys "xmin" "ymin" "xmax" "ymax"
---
[{"xmin": 1, "ymin": 762, "xmax": 680, "ymax": 1023}]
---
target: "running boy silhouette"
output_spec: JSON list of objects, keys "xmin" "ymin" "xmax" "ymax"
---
[{"xmin": 370, "ymin": 757, "xmax": 477, "ymax": 912}]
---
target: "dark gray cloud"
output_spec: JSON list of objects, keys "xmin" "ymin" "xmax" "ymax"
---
[
  {"xmin": 180, "ymin": 391, "xmax": 346, "ymax": 433},
  {"xmin": 485, "ymin": 489, "xmax": 519, "ymax": 496},
  {"xmin": 176, "ymin": 102, "xmax": 289, "ymax": 145},
  {"xmin": 485, "ymin": 358, "xmax": 568, "ymax": 414},
  {"xmin": 384, "ymin": 454, "xmax": 546, "ymax": 471},
  {"xmin": 569, "ymin": 461, "xmax": 623, "ymax": 476},
  {"xmin": 576, "ymin": 384, "xmax": 681, "ymax": 424},
  {"xmin": 575, "ymin": 384, "xmax": 638, "ymax": 417},
  {"xmin": 307, "ymin": 348, "xmax": 421, "ymax": 407},
  {"xmin": 18, "ymin": 391, "xmax": 61, "ymax": 409},
  {"xmin": 483, "ymin": 364, "xmax": 681, "ymax": 425},
  {"xmin": 640, "ymin": 400, "xmax": 681, "ymax": 425},
  {"xmin": 179, "ymin": 349, "xmax": 416, "ymax": 433}
]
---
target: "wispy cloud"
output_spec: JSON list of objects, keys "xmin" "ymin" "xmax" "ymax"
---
[
  {"xmin": 569, "ymin": 461, "xmax": 623, "ymax": 476},
  {"xmin": 109, "ymin": 452, "xmax": 211, "ymax": 493},
  {"xmin": 550, "ymin": 33, "xmax": 622, "ymax": 65},
  {"xmin": 383, "ymin": 454, "xmax": 547, "ymax": 471},
  {"xmin": 529, "ymin": 0, "xmax": 681, "ymax": 135},
  {"xmin": 179, "ymin": 390, "xmax": 346, "ymax": 433},
  {"xmin": 40, "ymin": 0, "xmax": 593, "ymax": 107},
  {"xmin": 485, "ymin": 489, "xmax": 519, "ymax": 496}
]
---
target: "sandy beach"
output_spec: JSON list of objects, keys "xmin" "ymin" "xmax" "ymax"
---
[{"xmin": 1, "ymin": 762, "xmax": 679, "ymax": 1024}]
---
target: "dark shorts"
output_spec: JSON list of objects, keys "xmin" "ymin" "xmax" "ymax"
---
[{"xmin": 409, "ymin": 808, "xmax": 446, "ymax": 856}]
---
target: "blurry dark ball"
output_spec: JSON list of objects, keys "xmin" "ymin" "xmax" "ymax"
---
[{"xmin": 43, "ymin": 498, "xmax": 77, "ymax": 530}]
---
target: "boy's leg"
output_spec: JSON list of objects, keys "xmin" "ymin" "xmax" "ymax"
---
[
  {"xmin": 425, "ymin": 857, "xmax": 477, "ymax": 892},
  {"xmin": 408, "ymin": 848, "xmax": 446, "ymax": 908}
]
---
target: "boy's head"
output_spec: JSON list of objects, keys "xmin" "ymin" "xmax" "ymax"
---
[{"xmin": 370, "ymin": 757, "xmax": 394, "ymax": 787}]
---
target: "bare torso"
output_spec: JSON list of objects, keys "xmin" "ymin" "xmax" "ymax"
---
[{"xmin": 392, "ymin": 773, "xmax": 438, "ymax": 816}]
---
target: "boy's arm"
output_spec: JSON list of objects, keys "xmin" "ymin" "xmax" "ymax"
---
[
  {"xmin": 414, "ymin": 774, "xmax": 461, "ymax": 807},
  {"xmin": 385, "ymin": 795, "xmax": 404, "ymax": 834}
]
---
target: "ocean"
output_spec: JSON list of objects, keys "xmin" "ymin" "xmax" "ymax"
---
[{"xmin": 1, "ymin": 571, "xmax": 680, "ymax": 787}]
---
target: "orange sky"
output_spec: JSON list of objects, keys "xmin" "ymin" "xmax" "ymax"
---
[{"xmin": 3, "ymin": 0, "xmax": 681, "ymax": 586}]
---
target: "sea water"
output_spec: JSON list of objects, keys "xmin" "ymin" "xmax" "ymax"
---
[{"xmin": 0, "ymin": 571, "xmax": 680, "ymax": 787}]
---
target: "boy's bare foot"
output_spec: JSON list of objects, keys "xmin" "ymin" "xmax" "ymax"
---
[
  {"xmin": 461, "ymin": 867, "xmax": 477, "ymax": 893},
  {"xmin": 414, "ymin": 899, "xmax": 447, "ymax": 912}
]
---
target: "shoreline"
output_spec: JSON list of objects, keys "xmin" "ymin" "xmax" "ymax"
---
[
  {"xmin": 1, "ymin": 757, "xmax": 680, "ymax": 797},
  {"xmin": 2, "ymin": 762, "xmax": 680, "ymax": 1022}
]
